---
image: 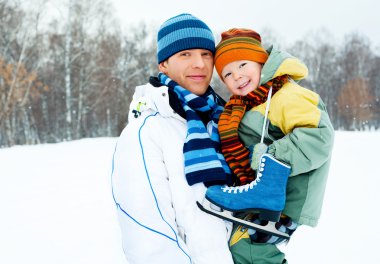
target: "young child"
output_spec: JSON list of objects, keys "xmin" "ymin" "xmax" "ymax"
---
[{"xmin": 204, "ymin": 28, "xmax": 334, "ymax": 263}]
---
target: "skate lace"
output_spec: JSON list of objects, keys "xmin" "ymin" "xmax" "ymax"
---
[{"xmin": 222, "ymin": 159, "xmax": 265, "ymax": 194}]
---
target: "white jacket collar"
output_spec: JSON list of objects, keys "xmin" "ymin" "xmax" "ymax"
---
[{"xmin": 129, "ymin": 83, "xmax": 184, "ymax": 121}]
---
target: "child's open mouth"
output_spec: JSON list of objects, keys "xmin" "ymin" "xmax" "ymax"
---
[{"xmin": 238, "ymin": 80, "xmax": 250, "ymax": 89}]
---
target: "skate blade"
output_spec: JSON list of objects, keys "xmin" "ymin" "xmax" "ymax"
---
[{"xmin": 196, "ymin": 200, "xmax": 290, "ymax": 240}]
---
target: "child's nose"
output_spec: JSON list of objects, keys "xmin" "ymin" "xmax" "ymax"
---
[{"xmin": 232, "ymin": 72, "xmax": 241, "ymax": 80}]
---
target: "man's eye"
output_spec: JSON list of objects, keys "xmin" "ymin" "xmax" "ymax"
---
[
  {"xmin": 202, "ymin": 52, "xmax": 212, "ymax": 57},
  {"xmin": 180, "ymin": 52, "xmax": 190, "ymax": 56}
]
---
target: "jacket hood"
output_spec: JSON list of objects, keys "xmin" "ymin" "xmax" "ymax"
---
[{"xmin": 260, "ymin": 45, "xmax": 308, "ymax": 85}]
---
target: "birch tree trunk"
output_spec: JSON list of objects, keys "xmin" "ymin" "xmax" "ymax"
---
[{"xmin": 64, "ymin": 0, "xmax": 73, "ymax": 140}]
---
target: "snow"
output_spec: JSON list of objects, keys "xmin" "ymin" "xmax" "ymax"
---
[
  {"xmin": 0, "ymin": 132, "xmax": 379, "ymax": 263},
  {"xmin": 0, "ymin": 138, "xmax": 126, "ymax": 264}
]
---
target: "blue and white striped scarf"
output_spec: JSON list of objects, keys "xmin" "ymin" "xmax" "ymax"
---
[{"xmin": 158, "ymin": 73, "xmax": 231, "ymax": 186}]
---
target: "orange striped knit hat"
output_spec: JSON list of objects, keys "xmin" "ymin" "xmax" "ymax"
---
[{"xmin": 215, "ymin": 28, "xmax": 268, "ymax": 79}]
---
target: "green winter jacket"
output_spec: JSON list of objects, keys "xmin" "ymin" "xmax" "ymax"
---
[{"xmin": 238, "ymin": 46, "xmax": 335, "ymax": 227}]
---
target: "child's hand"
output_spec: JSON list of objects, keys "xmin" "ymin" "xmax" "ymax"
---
[{"xmin": 249, "ymin": 143, "xmax": 268, "ymax": 170}]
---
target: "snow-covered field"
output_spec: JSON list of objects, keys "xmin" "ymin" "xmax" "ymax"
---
[{"xmin": 0, "ymin": 131, "xmax": 379, "ymax": 263}]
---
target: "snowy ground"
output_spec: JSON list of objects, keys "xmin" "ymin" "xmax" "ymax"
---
[{"xmin": 0, "ymin": 131, "xmax": 379, "ymax": 264}]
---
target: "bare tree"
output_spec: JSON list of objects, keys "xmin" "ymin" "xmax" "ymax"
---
[
  {"xmin": 64, "ymin": 0, "xmax": 73, "ymax": 140},
  {"xmin": 338, "ymin": 78, "xmax": 374, "ymax": 130},
  {"xmin": 337, "ymin": 33, "xmax": 375, "ymax": 129},
  {"xmin": 0, "ymin": 0, "xmax": 50, "ymax": 146}
]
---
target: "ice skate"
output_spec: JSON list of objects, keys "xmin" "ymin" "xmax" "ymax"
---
[{"xmin": 197, "ymin": 153, "xmax": 291, "ymax": 239}]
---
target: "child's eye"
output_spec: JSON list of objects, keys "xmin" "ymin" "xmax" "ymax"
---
[
  {"xmin": 224, "ymin": 72, "xmax": 231, "ymax": 79},
  {"xmin": 239, "ymin": 62, "xmax": 247, "ymax": 68}
]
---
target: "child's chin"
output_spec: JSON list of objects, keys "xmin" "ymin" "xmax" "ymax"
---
[{"xmin": 240, "ymin": 88, "xmax": 254, "ymax": 95}]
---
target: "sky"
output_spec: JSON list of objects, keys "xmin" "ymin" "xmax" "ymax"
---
[
  {"xmin": 112, "ymin": 0, "xmax": 380, "ymax": 47},
  {"xmin": 1, "ymin": 131, "xmax": 380, "ymax": 263}
]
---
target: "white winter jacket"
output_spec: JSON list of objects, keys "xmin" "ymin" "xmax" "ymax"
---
[{"xmin": 111, "ymin": 82, "xmax": 234, "ymax": 264}]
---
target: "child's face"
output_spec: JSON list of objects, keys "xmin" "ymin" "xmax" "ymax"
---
[{"xmin": 221, "ymin": 60, "xmax": 262, "ymax": 96}]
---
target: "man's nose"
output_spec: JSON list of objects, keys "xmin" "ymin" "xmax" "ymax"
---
[{"xmin": 192, "ymin": 54, "xmax": 205, "ymax": 68}]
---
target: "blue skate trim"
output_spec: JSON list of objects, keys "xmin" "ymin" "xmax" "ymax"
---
[
  {"xmin": 111, "ymin": 113, "xmax": 191, "ymax": 263},
  {"xmin": 205, "ymin": 194, "xmax": 281, "ymax": 222}
]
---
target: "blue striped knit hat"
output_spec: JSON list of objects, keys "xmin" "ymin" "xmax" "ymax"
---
[{"xmin": 157, "ymin": 13, "xmax": 215, "ymax": 63}]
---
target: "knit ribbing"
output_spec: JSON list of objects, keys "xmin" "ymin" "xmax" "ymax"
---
[{"xmin": 157, "ymin": 14, "xmax": 215, "ymax": 63}]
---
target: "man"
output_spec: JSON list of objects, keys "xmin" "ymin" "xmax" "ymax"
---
[{"xmin": 111, "ymin": 14, "xmax": 234, "ymax": 264}]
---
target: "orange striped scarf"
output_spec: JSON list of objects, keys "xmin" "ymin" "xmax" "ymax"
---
[{"xmin": 218, "ymin": 76, "xmax": 288, "ymax": 185}]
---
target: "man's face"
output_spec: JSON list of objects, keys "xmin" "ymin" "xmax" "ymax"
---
[{"xmin": 159, "ymin": 49, "xmax": 214, "ymax": 96}]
